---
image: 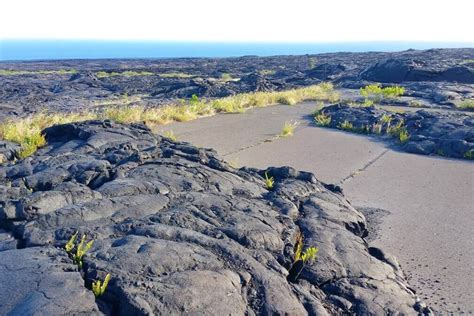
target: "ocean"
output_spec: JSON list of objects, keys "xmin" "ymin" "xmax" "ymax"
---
[{"xmin": 0, "ymin": 40, "xmax": 471, "ymax": 61}]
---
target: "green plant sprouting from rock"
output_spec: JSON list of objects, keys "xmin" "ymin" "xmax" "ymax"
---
[
  {"xmin": 301, "ymin": 246, "xmax": 318, "ymax": 263},
  {"xmin": 388, "ymin": 120, "xmax": 409, "ymax": 143},
  {"xmin": 338, "ymin": 120, "xmax": 354, "ymax": 131},
  {"xmin": 92, "ymin": 274, "xmax": 111, "ymax": 297},
  {"xmin": 287, "ymin": 231, "xmax": 319, "ymax": 282},
  {"xmin": 65, "ymin": 232, "xmax": 94, "ymax": 269},
  {"xmin": 264, "ymin": 172, "xmax": 274, "ymax": 190}
]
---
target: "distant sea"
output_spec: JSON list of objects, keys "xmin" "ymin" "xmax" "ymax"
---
[{"xmin": 0, "ymin": 40, "xmax": 472, "ymax": 61}]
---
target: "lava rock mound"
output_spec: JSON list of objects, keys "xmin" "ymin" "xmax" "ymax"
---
[
  {"xmin": 361, "ymin": 59, "xmax": 474, "ymax": 84},
  {"xmin": 0, "ymin": 121, "xmax": 429, "ymax": 315},
  {"xmin": 319, "ymin": 104, "xmax": 474, "ymax": 159}
]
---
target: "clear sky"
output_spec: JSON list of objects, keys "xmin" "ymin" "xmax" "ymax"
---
[{"xmin": 1, "ymin": 0, "xmax": 473, "ymax": 43}]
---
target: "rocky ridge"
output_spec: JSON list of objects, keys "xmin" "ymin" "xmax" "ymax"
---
[{"xmin": 0, "ymin": 121, "xmax": 430, "ymax": 315}]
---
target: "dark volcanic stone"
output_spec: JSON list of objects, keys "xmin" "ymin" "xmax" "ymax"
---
[
  {"xmin": 306, "ymin": 63, "xmax": 347, "ymax": 80},
  {"xmin": 0, "ymin": 247, "xmax": 100, "ymax": 315},
  {"xmin": 361, "ymin": 58, "xmax": 474, "ymax": 84},
  {"xmin": 0, "ymin": 121, "xmax": 428, "ymax": 314},
  {"xmin": 0, "ymin": 140, "xmax": 20, "ymax": 162},
  {"xmin": 319, "ymin": 103, "xmax": 474, "ymax": 159}
]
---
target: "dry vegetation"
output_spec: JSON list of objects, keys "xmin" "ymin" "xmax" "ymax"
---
[{"xmin": 0, "ymin": 83, "xmax": 339, "ymax": 159}]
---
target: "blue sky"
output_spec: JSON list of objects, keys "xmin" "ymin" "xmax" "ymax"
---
[{"xmin": 1, "ymin": 0, "xmax": 473, "ymax": 43}]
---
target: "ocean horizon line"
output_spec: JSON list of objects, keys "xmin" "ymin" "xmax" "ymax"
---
[{"xmin": 0, "ymin": 39, "xmax": 472, "ymax": 62}]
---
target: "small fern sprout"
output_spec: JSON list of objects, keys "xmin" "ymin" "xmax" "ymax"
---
[
  {"xmin": 301, "ymin": 247, "xmax": 319, "ymax": 263},
  {"xmin": 65, "ymin": 232, "xmax": 78, "ymax": 253},
  {"xmin": 287, "ymin": 232, "xmax": 319, "ymax": 283},
  {"xmin": 92, "ymin": 273, "xmax": 111, "ymax": 297},
  {"xmin": 264, "ymin": 172, "xmax": 274, "ymax": 190},
  {"xmin": 73, "ymin": 234, "xmax": 94, "ymax": 268}
]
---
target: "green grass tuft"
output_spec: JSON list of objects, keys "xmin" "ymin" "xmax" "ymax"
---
[
  {"xmin": 280, "ymin": 121, "xmax": 297, "ymax": 137},
  {"xmin": 398, "ymin": 129, "xmax": 410, "ymax": 143},
  {"xmin": 360, "ymin": 84, "xmax": 405, "ymax": 104},
  {"xmin": 338, "ymin": 120, "xmax": 354, "ymax": 131},
  {"xmin": 264, "ymin": 172, "xmax": 274, "ymax": 190},
  {"xmin": 314, "ymin": 112, "xmax": 331, "ymax": 126},
  {"xmin": 380, "ymin": 114, "xmax": 392, "ymax": 124}
]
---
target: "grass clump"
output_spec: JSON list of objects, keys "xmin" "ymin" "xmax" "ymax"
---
[
  {"xmin": 220, "ymin": 73, "xmax": 234, "ymax": 81},
  {"xmin": 380, "ymin": 114, "xmax": 392, "ymax": 124},
  {"xmin": 338, "ymin": 120, "xmax": 354, "ymax": 131},
  {"xmin": 360, "ymin": 84, "xmax": 405, "ymax": 103},
  {"xmin": 455, "ymin": 99, "xmax": 474, "ymax": 110},
  {"xmin": 159, "ymin": 72, "xmax": 194, "ymax": 78},
  {"xmin": 0, "ymin": 83, "xmax": 337, "ymax": 158},
  {"xmin": 92, "ymin": 274, "xmax": 111, "ymax": 297},
  {"xmin": 280, "ymin": 121, "xmax": 298, "ymax": 137},
  {"xmin": 163, "ymin": 130, "xmax": 177, "ymax": 141},
  {"xmin": 464, "ymin": 150, "xmax": 474, "ymax": 160},
  {"xmin": 277, "ymin": 95, "xmax": 298, "ymax": 105},
  {"xmin": 398, "ymin": 129, "xmax": 410, "ymax": 143},
  {"xmin": 314, "ymin": 112, "xmax": 331, "ymax": 126},
  {"xmin": 0, "ymin": 112, "xmax": 97, "ymax": 159},
  {"xmin": 387, "ymin": 120, "xmax": 410, "ymax": 143},
  {"xmin": 264, "ymin": 172, "xmax": 274, "ymax": 190},
  {"xmin": 212, "ymin": 83, "xmax": 338, "ymax": 113},
  {"xmin": 0, "ymin": 69, "xmax": 77, "ymax": 76},
  {"xmin": 96, "ymin": 71, "xmax": 154, "ymax": 78},
  {"xmin": 65, "ymin": 232, "xmax": 94, "ymax": 269}
]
